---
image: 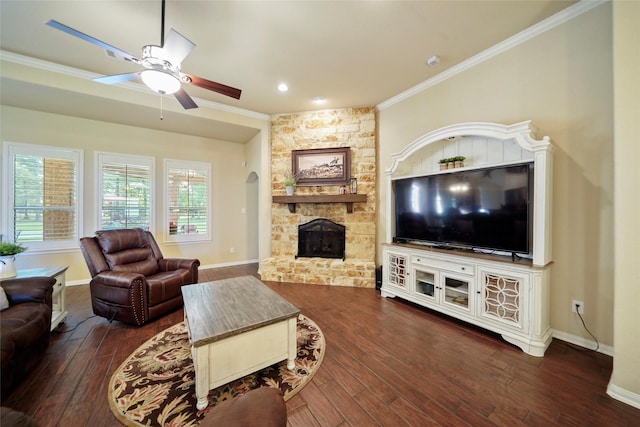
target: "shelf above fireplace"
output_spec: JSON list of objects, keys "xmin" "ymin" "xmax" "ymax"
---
[{"xmin": 272, "ymin": 194, "xmax": 367, "ymax": 213}]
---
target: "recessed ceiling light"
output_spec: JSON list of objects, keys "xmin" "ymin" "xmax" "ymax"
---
[
  {"xmin": 312, "ymin": 96, "xmax": 326, "ymax": 104},
  {"xmin": 278, "ymin": 83, "xmax": 288, "ymax": 92}
]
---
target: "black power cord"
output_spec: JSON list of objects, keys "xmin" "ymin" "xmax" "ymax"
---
[
  {"xmin": 575, "ymin": 303, "xmax": 600, "ymax": 352},
  {"xmin": 52, "ymin": 314, "xmax": 97, "ymax": 334}
]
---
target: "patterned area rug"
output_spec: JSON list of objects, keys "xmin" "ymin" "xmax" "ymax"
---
[{"xmin": 108, "ymin": 314, "xmax": 324, "ymax": 426}]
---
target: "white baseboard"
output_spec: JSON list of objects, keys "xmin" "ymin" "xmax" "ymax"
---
[
  {"xmin": 551, "ymin": 329, "xmax": 614, "ymax": 356},
  {"xmin": 67, "ymin": 259, "xmax": 260, "ymax": 287},
  {"xmin": 548, "ymin": 331, "xmax": 640, "ymax": 410},
  {"xmin": 607, "ymin": 383, "xmax": 640, "ymax": 410},
  {"xmin": 198, "ymin": 259, "xmax": 259, "ymax": 270}
]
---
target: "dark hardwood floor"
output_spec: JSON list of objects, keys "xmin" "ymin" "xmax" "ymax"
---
[{"xmin": 3, "ymin": 264, "xmax": 639, "ymax": 426}]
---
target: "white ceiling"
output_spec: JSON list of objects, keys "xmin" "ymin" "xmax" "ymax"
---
[{"xmin": 0, "ymin": 0, "xmax": 577, "ymax": 142}]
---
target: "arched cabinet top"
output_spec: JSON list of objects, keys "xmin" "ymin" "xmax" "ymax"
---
[{"xmin": 385, "ymin": 120, "xmax": 553, "ymax": 177}]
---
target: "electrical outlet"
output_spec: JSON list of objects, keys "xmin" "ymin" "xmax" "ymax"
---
[
  {"xmin": 229, "ymin": 247, "xmax": 235, "ymax": 253},
  {"xmin": 572, "ymin": 299, "xmax": 584, "ymax": 314}
]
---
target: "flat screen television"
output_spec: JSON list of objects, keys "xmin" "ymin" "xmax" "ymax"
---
[{"xmin": 393, "ymin": 163, "xmax": 533, "ymax": 254}]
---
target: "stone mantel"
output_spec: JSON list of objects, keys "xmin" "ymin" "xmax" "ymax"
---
[{"xmin": 272, "ymin": 194, "xmax": 367, "ymax": 213}]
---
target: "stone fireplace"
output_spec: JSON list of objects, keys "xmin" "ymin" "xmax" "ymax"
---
[{"xmin": 261, "ymin": 107, "xmax": 376, "ymax": 288}]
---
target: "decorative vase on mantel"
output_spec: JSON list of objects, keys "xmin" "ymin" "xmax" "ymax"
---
[
  {"xmin": 0, "ymin": 256, "xmax": 17, "ymax": 279},
  {"xmin": 285, "ymin": 185, "xmax": 295, "ymax": 196}
]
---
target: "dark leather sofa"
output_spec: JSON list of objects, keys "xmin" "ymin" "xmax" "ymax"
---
[
  {"xmin": 0, "ymin": 276, "xmax": 55, "ymax": 401},
  {"xmin": 80, "ymin": 228, "xmax": 200, "ymax": 326},
  {"xmin": 199, "ymin": 387, "xmax": 287, "ymax": 427}
]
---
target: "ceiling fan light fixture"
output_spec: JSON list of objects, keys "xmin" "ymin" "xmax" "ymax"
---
[{"xmin": 141, "ymin": 69, "xmax": 181, "ymax": 94}]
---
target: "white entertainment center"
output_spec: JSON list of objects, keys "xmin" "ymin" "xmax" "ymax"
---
[{"xmin": 382, "ymin": 121, "xmax": 554, "ymax": 357}]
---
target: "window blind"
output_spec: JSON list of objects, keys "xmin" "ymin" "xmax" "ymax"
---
[
  {"xmin": 167, "ymin": 166, "xmax": 208, "ymax": 236},
  {"xmin": 99, "ymin": 162, "xmax": 151, "ymax": 230},
  {"xmin": 13, "ymin": 154, "xmax": 77, "ymax": 242}
]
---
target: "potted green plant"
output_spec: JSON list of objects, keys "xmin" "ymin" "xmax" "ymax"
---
[
  {"xmin": 438, "ymin": 158, "xmax": 448, "ymax": 171},
  {"xmin": 284, "ymin": 172, "xmax": 298, "ymax": 195},
  {"xmin": 453, "ymin": 155, "xmax": 466, "ymax": 168},
  {"xmin": 0, "ymin": 241, "xmax": 27, "ymax": 279}
]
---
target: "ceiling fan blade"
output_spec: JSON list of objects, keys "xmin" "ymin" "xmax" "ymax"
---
[
  {"xmin": 163, "ymin": 29, "xmax": 195, "ymax": 65},
  {"xmin": 46, "ymin": 19, "xmax": 140, "ymax": 64},
  {"xmin": 174, "ymin": 88, "xmax": 198, "ymax": 109},
  {"xmin": 93, "ymin": 72, "xmax": 141, "ymax": 85},
  {"xmin": 184, "ymin": 74, "xmax": 242, "ymax": 100}
]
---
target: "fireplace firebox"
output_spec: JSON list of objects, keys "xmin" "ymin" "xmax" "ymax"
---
[{"xmin": 297, "ymin": 218, "xmax": 345, "ymax": 260}]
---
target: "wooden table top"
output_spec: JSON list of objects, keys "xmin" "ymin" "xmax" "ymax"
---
[
  {"xmin": 181, "ymin": 276, "xmax": 300, "ymax": 347},
  {"xmin": 0, "ymin": 266, "xmax": 68, "ymax": 282}
]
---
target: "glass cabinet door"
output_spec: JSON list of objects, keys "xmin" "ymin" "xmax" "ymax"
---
[
  {"xmin": 414, "ymin": 269, "xmax": 436, "ymax": 299},
  {"xmin": 443, "ymin": 275, "xmax": 471, "ymax": 311}
]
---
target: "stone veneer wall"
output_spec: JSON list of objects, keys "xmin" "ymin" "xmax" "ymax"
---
[{"xmin": 261, "ymin": 107, "xmax": 376, "ymax": 287}]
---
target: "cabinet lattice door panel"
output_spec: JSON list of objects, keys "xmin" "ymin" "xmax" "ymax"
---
[
  {"xmin": 483, "ymin": 273, "xmax": 521, "ymax": 326},
  {"xmin": 388, "ymin": 253, "xmax": 408, "ymax": 289}
]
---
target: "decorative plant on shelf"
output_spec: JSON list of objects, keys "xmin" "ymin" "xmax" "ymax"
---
[
  {"xmin": 0, "ymin": 241, "xmax": 27, "ymax": 279},
  {"xmin": 283, "ymin": 171, "xmax": 299, "ymax": 195},
  {"xmin": 439, "ymin": 156, "xmax": 466, "ymax": 170},
  {"xmin": 284, "ymin": 172, "xmax": 297, "ymax": 187},
  {"xmin": 0, "ymin": 242, "xmax": 27, "ymax": 256},
  {"xmin": 438, "ymin": 158, "xmax": 450, "ymax": 170},
  {"xmin": 453, "ymin": 155, "xmax": 466, "ymax": 167}
]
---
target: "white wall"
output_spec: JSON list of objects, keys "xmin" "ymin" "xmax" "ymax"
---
[
  {"xmin": 0, "ymin": 105, "xmax": 258, "ymax": 282},
  {"xmin": 378, "ymin": 4, "xmax": 614, "ymax": 347},
  {"xmin": 609, "ymin": 0, "xmax": 640, "ymax": 408},
  {"xmin": 245, "ymin": 127, "xmax": 272, "ymax": 263}
]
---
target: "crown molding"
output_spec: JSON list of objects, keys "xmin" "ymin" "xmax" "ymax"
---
[
  {"xmin": 376, "ymin": 0, "xmax": 609, "ymax": 111},
  {"xmin": 0, "ymin": 50, "xmax": 270, "ymax": 121}
]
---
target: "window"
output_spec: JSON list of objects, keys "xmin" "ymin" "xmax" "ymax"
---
[
  {"xmin": 2, "ymin": 142, "xmax": 82, "ymax": 250},
  {"xmin": 165, "ymin": 160, "xmax": 210, "ymax": 242},
  {"xmin": 97, "ymin": 153, "xmax": 153, "ymax": 231}
]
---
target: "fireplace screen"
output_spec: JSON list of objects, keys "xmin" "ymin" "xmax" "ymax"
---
[{"xmin": 297, "ymin": 218, "xmax": 345, "ymax": 260}]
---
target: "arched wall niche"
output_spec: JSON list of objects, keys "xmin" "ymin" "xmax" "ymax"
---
[{"xmin": 384, "ymin": 121, "xmax": 554, "ymax": 267}]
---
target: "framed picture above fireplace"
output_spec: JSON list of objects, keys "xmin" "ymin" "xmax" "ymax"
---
[{"xmin": 292, "ymin": 147, "xmax": 351, "ymax": 186}]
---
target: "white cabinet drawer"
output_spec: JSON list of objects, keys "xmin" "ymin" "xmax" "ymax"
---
[{"xmin": 412, "ymin": 256, "xmax": 473, "ymax": 275}]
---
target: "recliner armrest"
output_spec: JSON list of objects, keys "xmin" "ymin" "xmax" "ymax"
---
[
  {"xmin": 92, "ymin": 271, "xmax": 146, "ymax": 288},
  {"xmin": 1, "ymin": 277, "xmax": 55, "ymax": 307},
  {"xmin": 158, "ymin": 258, "xmax": 200, "ymax": 282}
]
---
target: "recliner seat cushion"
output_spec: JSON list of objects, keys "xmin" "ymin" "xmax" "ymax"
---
[{"xmin": 146, "ymin": 269, "xmax": 191, "ymax": 306}]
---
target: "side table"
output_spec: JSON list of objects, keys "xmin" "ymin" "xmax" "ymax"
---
[{"xmin": 0, "ymin": 266, "xmax": 69, "ymax": 331}]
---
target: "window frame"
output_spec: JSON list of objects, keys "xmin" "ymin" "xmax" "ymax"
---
[
  {"xmin": 2, "ymin": 141, "xmax": 83, "ymax": 252},
  {"xmin": 95, "ymin": 152, "xmax": 155, "ymax": 233},
  {"xmin": 164, "ymin": 159, "xmax": 212, "ymax": 244}
]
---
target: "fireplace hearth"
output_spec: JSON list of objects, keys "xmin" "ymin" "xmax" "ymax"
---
[{"xmin": 297, "ymin": 218, "xmax": 346, "ymax": 260}]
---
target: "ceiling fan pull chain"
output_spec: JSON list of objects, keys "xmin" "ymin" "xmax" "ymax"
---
[{"xmin": 160, "ymin": 93, "xmax": 164, "ymax": 120}]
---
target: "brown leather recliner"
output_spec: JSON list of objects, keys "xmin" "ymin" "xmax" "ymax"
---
[{"xmin": 80, "ymin": 228, "xmax": 200, "ymax": 326}]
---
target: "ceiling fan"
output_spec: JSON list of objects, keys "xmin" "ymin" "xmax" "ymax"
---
[{"xmin": 45, "ymin": 0, "xmax": 241, "ymax": 110}]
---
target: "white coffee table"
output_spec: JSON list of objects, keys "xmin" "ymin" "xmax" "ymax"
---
[{"xmin": 181, "ymin": 276, "xmax": 300, "ymax": 410}]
